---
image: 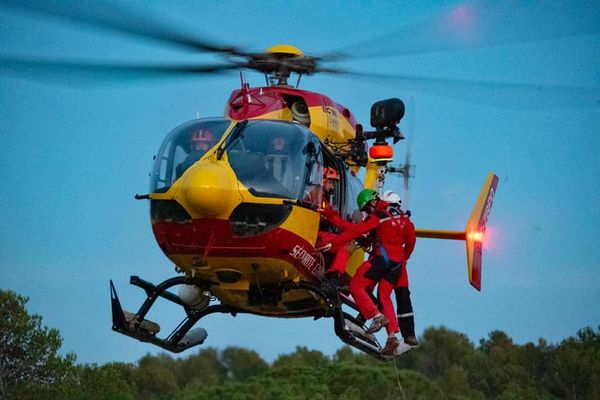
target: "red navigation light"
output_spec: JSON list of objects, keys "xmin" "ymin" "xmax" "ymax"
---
[{"xmin": 468, "ymin": 231, "xmax": 483, "ymax": 242}]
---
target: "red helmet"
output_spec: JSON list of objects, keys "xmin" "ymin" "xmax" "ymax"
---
[
  {"xmin": 323, "ymin": 167, "xmax": 339, "ymax": 181},
  {"xmin": 191, "ymin": 130, "xmax": 214, "ymax": 143},
  {"xmin": 272, "ymin": 136, "xmax": 287, "ymax": 151}
]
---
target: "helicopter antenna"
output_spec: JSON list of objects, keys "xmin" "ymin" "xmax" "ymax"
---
[
  {"xmin": 383, "ymin": 96, "xmax": 416, "ymax": 209},
  {"xmin": 402, "ymin": 95, "xmax": 416, "ymax": 210},
  {"xmin": 239, "ymin": 70, "xmax": 245, "ymax": 87},
  {"xmin": 296, "ymin": 73, "xmax": 302, "ymax": 88}
]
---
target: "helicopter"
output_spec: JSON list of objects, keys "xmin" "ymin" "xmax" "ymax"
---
[
  {"xmin": 99, "ymin": 44, "xmax": 499, "ymax": 359},
  {"xmin": 108, "ymin": 44, "xmax": 498, "ymax": 360},
  {"xmin": 4, "ymin": 1, "xmax": 595, "ymax": 361}
]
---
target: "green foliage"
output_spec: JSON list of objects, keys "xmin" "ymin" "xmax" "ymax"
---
[
  {"xmin": 0, "ymin": 289, "xmax": 76, "ymax": 399},
  {"xmin": 133, "ymin": 354, "xmax": 180, "ymax": 399},
  {"xmin": 410, "ymin": 326, "xmax": 475, "ymax": 379},
  {"xmin": 3, "ymin": 289, "xmax": 600, "ymax": 399},
  {"xmin": 272, "ymin": 346, "xmax": 330, "ymax": 369},
  {"xmin": 176, "ymin": 361, "xmax": 443, "ymax": 400},
  {"xmin": 544, "ymin": 326, "xmax": 600, "ymax": 400},
  {"xmin": 221, "ymin": 347, "xmax": 268, "ymax": 381},
  {"xmin": 175, "ymin": 348, "xmax": 228, "ymax": 387}
]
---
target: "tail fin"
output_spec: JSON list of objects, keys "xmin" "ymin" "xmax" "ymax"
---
[
  {"xmin": 465, "ymin": 172, "xmax": 499, "ymax": 290},
  {"xmin": 414, "ymin": 173, "xmax": 499, "ymax": 291}
]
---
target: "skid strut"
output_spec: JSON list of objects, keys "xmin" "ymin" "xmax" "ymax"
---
[
  {"xmin": 110, "ymin": 276, "xmax": 223, "ymax": 353},
  {"xmin": 291, "ymin": 282, "xmax": 387, "ymax": 361},
  {"xmin": 111, "ymin": 276, "xmax": 388, "ymax": 359}
]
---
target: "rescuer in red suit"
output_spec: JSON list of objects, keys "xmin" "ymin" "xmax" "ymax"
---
[
  {"xmin": 323, "ymin": 188, "xmax": 411, "ymax": 356},
  {"xmin": 381, "ymin": 191, "xmax": 418, "ymax": 351},
  {"xmin": 315, "ymin": 167, "xmax": 354, "ymax": 291}
]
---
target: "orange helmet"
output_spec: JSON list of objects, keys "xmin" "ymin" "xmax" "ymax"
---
[{"xmin": 323, "ymin": 167, "xmax": 339, "ymax": 181}]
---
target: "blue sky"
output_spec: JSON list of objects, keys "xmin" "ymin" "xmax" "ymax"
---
[{"xmin": 1, "ymin": 0, "xmax": 599, "ymax": 365}]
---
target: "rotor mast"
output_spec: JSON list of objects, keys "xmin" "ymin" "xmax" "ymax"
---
[{"xmin": 253, "ymin": 44, "xmax": 314, "ymax": 87}]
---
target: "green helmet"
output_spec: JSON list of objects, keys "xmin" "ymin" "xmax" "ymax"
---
[{"xmin": 357, "ymin": 189, "xmax": 378, "ymax": 210}]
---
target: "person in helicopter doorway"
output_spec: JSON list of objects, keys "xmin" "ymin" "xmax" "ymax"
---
[
  {"xmin": 176, "ymin": 129, "xmax": 216, "ymax": 178},
  {"xmin": 321, "ymin": 189, "xmax": 413, "ymax": 356},
  {"xmin": 315, "ymin": 167, "xmax": 355, "ymax": 292},
  {"xmin": 265, "ymin": 136, "xmax": 292, "ymax": 183},
  {"xmin": 380, "ymin": 190, "xmax": 418, "ymax": 355}
]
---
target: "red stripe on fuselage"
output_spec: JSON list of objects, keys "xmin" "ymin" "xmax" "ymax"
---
[{"xmin": 152, "ymin": 218, "xmax": 324, "ymax": 281}]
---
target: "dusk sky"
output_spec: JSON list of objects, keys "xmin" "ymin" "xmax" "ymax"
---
[{"xmin": 1, "ymin": 0, "xmax": 599, "ymax": 365}]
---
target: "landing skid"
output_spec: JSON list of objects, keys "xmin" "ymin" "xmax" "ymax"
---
[
  {"xmin": 110, "ymin": 276, "xmax": 388, "ymax": 360},
  {"xmin": 111, "ymin": 276, "xmax": 224, "ymax": 353}
]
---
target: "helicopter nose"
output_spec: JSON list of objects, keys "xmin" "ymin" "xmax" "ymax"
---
[{"xmin": 180, "ymin": 162, "xmax": 240, "ymax": 218}]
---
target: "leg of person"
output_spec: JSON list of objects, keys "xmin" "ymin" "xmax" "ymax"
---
[
  {"xmin": 355, "ymin": 281, "xmax": 377, "ymax": 325},
  {"xmin": 317, "ymin": 231, "xmax": 343, "ymax": 291},
  {"xmin": 395, "ymin": 286, "xmax": 418, "ymax": 346},
  {"xmin": 329, "ymin": 243, "xmax": 351, "ymax": 275},
  {"xmin": 349, "ymin": 260, "xmax": 386, "ymax": 332},
  {"xmin": 316, "ymin": 231, "xmax": 338, "ymax": 249},
  {"xmin": 378, "ymin": 279, "xmax": 399, "ymax": 336},
  {"xmin": 378, "ymin": 278, "xmax": 400, "ymax": 356}
]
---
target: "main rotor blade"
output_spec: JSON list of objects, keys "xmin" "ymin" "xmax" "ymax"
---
[
  {"xmin": 0, "ymin": 56, "xmax": 242, "ymax": 83},
  {"xmin": 325, "ymin": 70, "xmax": 600, "ymax": 110},
  {"xmin": 325, "ymin": 0, "xmax": 600, "ymax": 60},
  {"xmin": 1, "ymin": 0, "xmax": 249, "ymax": 57}
]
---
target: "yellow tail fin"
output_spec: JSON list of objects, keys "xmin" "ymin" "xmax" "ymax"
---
[
  {"xmin": 465, "ymin": 172, "xmax": 499, "ymax": 290},
  {"xmin": 415, "ymin": 173, "xmax": 499, "ymax": 290}
]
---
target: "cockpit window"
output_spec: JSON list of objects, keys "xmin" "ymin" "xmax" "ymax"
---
[
  {"xmin": 150, "ymin": 118, "xmax": 231, "ymax": 193},
  {"xmin": 226, "ymin": 120, "xmax": 323, "ymax": 205}
]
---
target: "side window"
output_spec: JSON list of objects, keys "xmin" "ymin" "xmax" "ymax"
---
[
  {"xmin": 343, "ymin": 168, "xmax": 363, "ymax": 220},
  {"xmin": 303, "ymin": 140, "xmax": 324, "ymax": 209},
  {"xmin": 329, "ymin": 166, "xmax": 342, "ymax": 211}
]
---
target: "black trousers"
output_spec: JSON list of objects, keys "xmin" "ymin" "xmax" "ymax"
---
[{"xmin": 394, "ymin": 287, "xmax": 415, "ymax": 338}]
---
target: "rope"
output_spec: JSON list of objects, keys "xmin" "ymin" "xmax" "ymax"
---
[{"xmin": 393, "ymin": 357, "xmax": 406, "ymax": 400}]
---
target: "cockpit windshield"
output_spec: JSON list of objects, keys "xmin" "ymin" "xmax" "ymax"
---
[
  {"xmin": 150, "ymin": 118, "xmax": 231, "ymax": 193},
  {"xmin": 226, "ymin": 120, "xmax": 323, "ymax": 206}
]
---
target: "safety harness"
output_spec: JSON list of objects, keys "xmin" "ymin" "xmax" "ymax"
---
[{"xmin": 375, "ymin": 206, "xmax": 404, "ymax": 273}]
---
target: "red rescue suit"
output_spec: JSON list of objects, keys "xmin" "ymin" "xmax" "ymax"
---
[
  {"xmin": 396, "ymin": 213, "xmax": 416, "ymax": 287},
  {"xmin": 316, "ymin": 202, "xmax": 355, "ymax": 275},
  {"xmin": 330, "ymin": 200, "xmax": 411, "ymax": 334},
  {"xmin": 393, "ymin": 212, "xmax": 417, "ymax": 339}
]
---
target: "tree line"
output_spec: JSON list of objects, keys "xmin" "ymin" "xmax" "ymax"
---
[{"xmin": 1, "ymin": 289, "xmax": 599, "ymax": 399}]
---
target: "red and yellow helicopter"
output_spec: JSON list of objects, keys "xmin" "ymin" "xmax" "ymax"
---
[
  {"xmin": 105, "ymin": 44, "xmax": 498, "ymax": 360},
  {"xmin": 1, "ymin": 1, "xmax": 509, "ymax": 360}
]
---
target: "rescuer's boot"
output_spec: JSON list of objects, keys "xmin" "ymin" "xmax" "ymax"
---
[
  {"xmin": 320, "ymin": 271, "xmax": 340, "ymax": 293},
  {"xmin": 381, "ymin": 336, "xmax": 400, "ymax": 356},
  {"xmin": 366, "ymin": 314, "xmax": 388, "ymax": 334},
  {"xmin": 394, "ymin": 341, "xmax": 413, "ymax": 357},
  {"xmin": 404, "ymin": 336, "xmax": 419, "ymax": 346}
]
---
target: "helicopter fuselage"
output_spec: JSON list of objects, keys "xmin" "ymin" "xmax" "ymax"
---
[{"xmin": 147, "ymin": 87, "xmax": 365, "ymax": 316}]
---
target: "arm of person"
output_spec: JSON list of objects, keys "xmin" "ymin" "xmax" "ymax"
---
[
  {"xmin": 330, "ymin": 215, "xmax": 380, "ymax": 249},
  {"xmin": 404, "ymin": 217, "xmax": 416, "ymax": 261},
  {"xmin": 322, "ymin": 205, "xmax": 356, "ymax": 230}
]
